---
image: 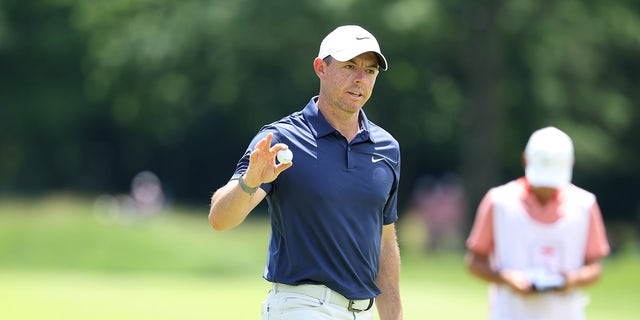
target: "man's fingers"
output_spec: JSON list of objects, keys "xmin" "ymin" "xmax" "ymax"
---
[
  {"xmin": 270, "ymin": 143, "xmax": 289, "ymax": 153},
  {"xmin": 255, "ymin": 133, "xmax": 273, "ymax": 149},
  {"xmin": 275, "ymin": 162, "xmax": 293, "ymax": 174},
  {"xmin": 252, "ymin": 134, "xmax": 275, "ymax": 160}
]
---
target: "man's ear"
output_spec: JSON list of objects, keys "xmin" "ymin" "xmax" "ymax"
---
[
  {"xmin": 313, "ymin": 57, "xmax": 326, "ymax": 78},
  {"xmin": 521, "ymin": 152, "xmax": 527, "ymax": 168}
]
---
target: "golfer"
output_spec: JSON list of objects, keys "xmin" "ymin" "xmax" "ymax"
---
[{"xmin": 209, "ymin": 25, "xmax": 402, "ymax": 320}]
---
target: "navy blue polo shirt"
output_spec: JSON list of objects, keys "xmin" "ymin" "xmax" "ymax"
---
[{"xmin": 232, "ymin": 96, "xmax": 400, "ymax": 300}]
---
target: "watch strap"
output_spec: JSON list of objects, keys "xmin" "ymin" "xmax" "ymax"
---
[{"xmin": 238, "ymin": 174, "xmax": 259, "ymax": 195}]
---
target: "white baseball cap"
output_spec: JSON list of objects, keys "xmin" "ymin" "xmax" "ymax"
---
[
  {"xmin": 524, "ymin": 126, "xmax": 574, "ymax": 188},
  {"xmin": 318, "ymin": 25, "xmax": 388, "ymax": 71}
]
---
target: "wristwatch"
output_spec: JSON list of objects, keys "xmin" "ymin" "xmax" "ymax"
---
[{"xmin": 238, "ymin": 174, "xmax": 259, "ymax": 195}]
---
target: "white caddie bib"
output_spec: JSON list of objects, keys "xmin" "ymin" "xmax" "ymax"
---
[{"xmin": 489, "ymin": 182, "xmax": 595, "ymax": 320}]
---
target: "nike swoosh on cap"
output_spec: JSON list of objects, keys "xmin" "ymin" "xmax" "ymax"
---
[{"xmin": 356, "ymin": 36, "xmax": 371, "ymax": 40}]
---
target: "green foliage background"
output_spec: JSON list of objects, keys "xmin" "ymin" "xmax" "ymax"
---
[
  {"xmin": 2, "ymin": 2, "xmax": 639, "ymax": 318},
  {"xmin": 1, "ymin": 1, "xmax": 639, "ymax": 228}
]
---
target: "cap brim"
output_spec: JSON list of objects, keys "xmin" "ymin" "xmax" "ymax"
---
[{"xmin": 330, "ymin": 49, "xmax": 388, "ymax": 71}]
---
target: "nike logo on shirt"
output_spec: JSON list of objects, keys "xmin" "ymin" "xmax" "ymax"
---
[{"xmin": 371, "ymin": 155, "xmax": 385, "ymax": 163}]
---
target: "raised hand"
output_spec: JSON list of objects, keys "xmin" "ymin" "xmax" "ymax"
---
[{"xmin": 242, "ymin": 133, "xmax": 293, "ymax": 188}]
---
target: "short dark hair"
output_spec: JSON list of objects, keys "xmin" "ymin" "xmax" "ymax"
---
[{"xmin": 323, "ymin": 55, "xmax": 381, "ymax": 70}]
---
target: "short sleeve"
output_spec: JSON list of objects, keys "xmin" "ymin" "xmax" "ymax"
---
[
  {"xmin": 584, "ymin": 202, "xmax": 611, "ymax": 262},
  {"xmin": 465, "ymin": 191, "xmax": 495, "ymax": 256}
]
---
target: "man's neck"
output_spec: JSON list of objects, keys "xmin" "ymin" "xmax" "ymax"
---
[
  {"xmin": 316, "ymin": 99, "xmax": 361, "ymax": 142},
  {"xmin": 531, "ymin": 187, "xmax": 558, "ymax": 204}
]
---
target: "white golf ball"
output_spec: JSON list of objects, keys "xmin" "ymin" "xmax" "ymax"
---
[{"xmin": 277, "ymin": 149, "xmax": 293, "ymax": 164}]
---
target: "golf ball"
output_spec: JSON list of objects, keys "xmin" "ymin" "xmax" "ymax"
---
[{"xmin": 277, "ymin": 149, "xmax": 293, "ymax": 164}]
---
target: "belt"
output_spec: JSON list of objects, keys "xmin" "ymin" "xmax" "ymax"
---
[{"xmin": 272, "ymin": 283, "xmax": 375, "ymax": 312}]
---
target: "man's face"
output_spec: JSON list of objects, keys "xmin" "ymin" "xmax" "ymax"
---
[{"xmin": 321, "ymin": 52, "xmax": 380, "ymax": 114}]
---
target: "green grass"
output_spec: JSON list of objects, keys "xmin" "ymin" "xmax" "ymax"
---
[
  {"xmin": 0, "ymin": 270, "xmax": 268, "ymax": 319},
  {"xmin": 1, "ymin": 194, "xmax": 639, "ymax": 319}
]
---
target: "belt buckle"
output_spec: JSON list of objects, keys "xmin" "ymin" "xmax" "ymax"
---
[{"xmin": 347, "ymin": 298, "xmax": 374, "ymax": 312}]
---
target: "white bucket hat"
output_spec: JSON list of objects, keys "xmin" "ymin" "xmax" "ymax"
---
[
  {"xmin": 524, "ymin": 126, "xmax": 574, "ymax": 188},
  {"xmin": 318, "ymin": 25, "xmax": 388, "ymax": 71}
]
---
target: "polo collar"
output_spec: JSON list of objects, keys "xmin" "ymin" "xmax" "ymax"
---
[{"xmin": 302, "ymin": 96, "xmax": 375, "ymax": 142}]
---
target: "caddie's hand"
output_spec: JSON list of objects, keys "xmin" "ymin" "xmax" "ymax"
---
[
  {"xmin": 556, "ymin": 272, "xmax": 576, "ymax": 293},
  {"xmin": 500, "ymin": 269, "xmax": 534, "ymax": 295},
  {"xmin": 243, "ymin": 133, "xmax": 293, "ymax": 188}
]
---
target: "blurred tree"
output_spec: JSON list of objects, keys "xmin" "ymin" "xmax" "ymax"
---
[
  {"xmin": 0, "ymin": 1, "xmax": 88, "ymax": 192},
  {"xmin": 0, "ymin": 0, "xmax": 638, "ymax": 225}
]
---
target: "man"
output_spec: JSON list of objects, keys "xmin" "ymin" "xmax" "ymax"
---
[
  {"xmin": 465, "ymin": 126, "xmax": 610, "ymax": 320},
  {"xmin": 209, "ymin": 25, "xmax": 402, "ymax": 320}
]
